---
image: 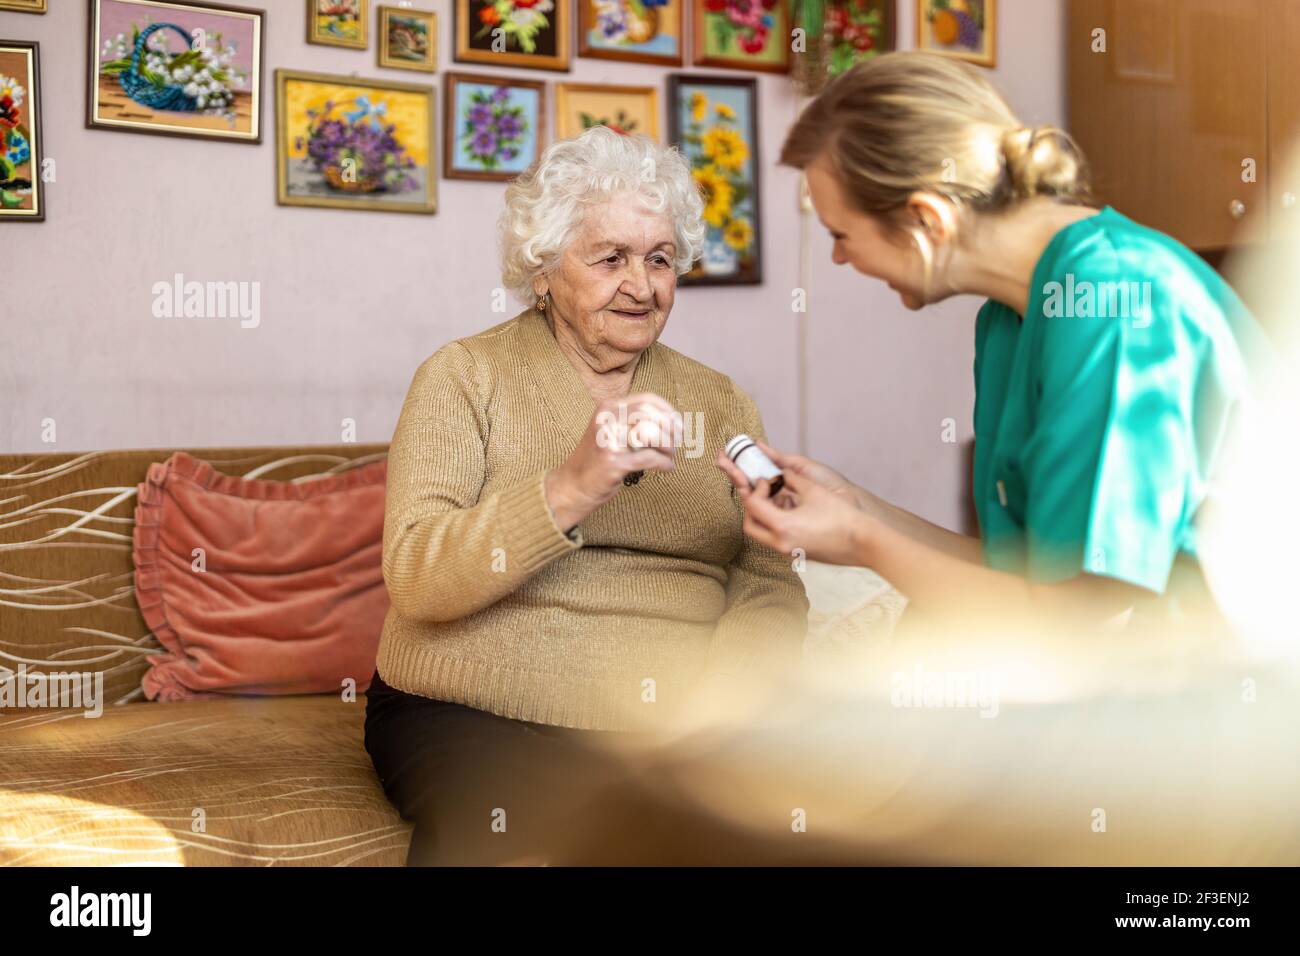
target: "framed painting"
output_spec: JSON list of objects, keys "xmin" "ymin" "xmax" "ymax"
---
[
  {"xmin": 378, "ymin": 5, "xmax": 436, "ymax": 71},
  {"xmin": 668, "ymin": 74, "xmax": 762, "ymax": 285},
  {"xmin": 915, "ymin": 0, "xmax": 995, "ymax": 67},
  {"xmin": 275, "ymin": 69, "xmax": 436, "ymax": 213},
  {"xmin": 825, "ymin": 0, "xmax": 895, "ymax": 77},
  {"xmin": 0, "ymin": 1, "xmax": 47, "ymax": 12},
  {"xmin": 443, "ymin": 72, "xmax": 544, "ymax": 181},
  {"xmin": 0, "ymin": 40, "xmax": 43, "ymax": 221},
  {"xmin": 555, "ymin": 82, "xmax": 657, "ymax": 140},
  {"xmin": 87, "ymin": 0, "xmax": 264, "ymax": 143},
  {"xmin": 454, "ymin": 0, "xmax": 571, "ymax": 72},
  {"xmin": 307, "ymin": 0, "xmax": 369, "ymax": 49},
  {"xmin": 693, "ymin": 0, "xmax": 790, "ymax": 74},
  {"xmin": 578, "ymin": 0, "xmax": 683, "ymax": 66}
]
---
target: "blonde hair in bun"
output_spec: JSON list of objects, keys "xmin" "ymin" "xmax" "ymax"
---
[
  {"xmin": 781, "ymin": 51, "xmax": 1092, "ymax": 224},
  {"xmin": 999, "ymin": 125, "xmax": 1089, "ymax": 202}
]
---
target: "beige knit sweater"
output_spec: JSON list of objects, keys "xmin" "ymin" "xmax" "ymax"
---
[{"xmin": 375, "ymin": 306, "xmax": 809, "ymax": 731}]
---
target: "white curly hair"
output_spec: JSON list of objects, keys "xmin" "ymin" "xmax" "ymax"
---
[{"xmin": 498, "ymin": 126, "xmax": 706, "ymax": 304}]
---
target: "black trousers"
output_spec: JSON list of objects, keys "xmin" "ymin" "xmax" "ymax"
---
[
  {"xmin": 363, "ymin": 670, "xmax": 645, "ymax": 866},
  {"xmin": 363, "ymin": 670, "xmax": 864, "ymax": 865}
]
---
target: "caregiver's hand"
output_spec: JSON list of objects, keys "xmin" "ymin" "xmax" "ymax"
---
[
  {"xmin": 715, "ymin": 439, "xmax": 866, "ymax": 511},
  {"xmin": 546, "ymin": 392, "xmax": 678, "ymax": 531},
  {"xmin": 719, "ymin": 465, "xmax": 874, "ymax": 566}
]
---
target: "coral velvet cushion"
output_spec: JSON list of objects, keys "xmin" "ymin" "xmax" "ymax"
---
[{"xmin": 133, "ymin": 452, "xmax": 389, "ymax": 701}]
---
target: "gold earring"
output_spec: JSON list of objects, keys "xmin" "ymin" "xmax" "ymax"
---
[{"xmin": 536, "ymin": 293, "xmax": 547, "ymax": 311}]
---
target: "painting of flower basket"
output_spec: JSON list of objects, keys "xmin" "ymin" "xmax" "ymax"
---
[
  {"xmin": 555, "ymin": 82, "xmax": 658, "ymax": 141},
  {"xmin": 443, "ymin": 72, "xmax": 544, "ymax": 181},
  {"xmin": 694, "ymin": 0, "xmax": 791, "ymax": 74},
  {"xmin": 0, "ymin": 40, "xmax": 42, "ymax": 221},
  {"xmin": 455, "ymin": 0, "xmax": 572, "ymax": 72},
  {"xmin": 668, "ymin": 74, "xmax": 762, "ymax": 285},
  {"xmin": 307, "ymin": 0, "xmax": 369, "ymax": 50},
  {"xmin": 276, "ymin": 69, "xmax": 436, "ymax": 213},
  {"xmin": 379, "ymin": 5, "xmax": 436, "ymax": 72},
  {"xmin": 579, "ymin": 1, "xmax": 682, "ymax": 66},
  {"xmin": 916, "ymin": 0, "xmax": 995, "ymax": 67},
  {"xmin": 86, "ymin": 0, "xmax": 264, "ymax": 143}
]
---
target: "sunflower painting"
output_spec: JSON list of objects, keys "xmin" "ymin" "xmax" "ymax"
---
[{"xmin": 668, "ymin": 74, "xmax": 761, "ymax": 285}]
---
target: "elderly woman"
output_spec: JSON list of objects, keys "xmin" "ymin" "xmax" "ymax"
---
[{"xmin": 364, "ymin": 126, "xmax": 808, "ymax": 866}]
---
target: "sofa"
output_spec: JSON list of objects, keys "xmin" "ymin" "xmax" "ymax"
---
[{"xmin": 0, "ymin": 443, "xmax": 906, "ymax": 866}]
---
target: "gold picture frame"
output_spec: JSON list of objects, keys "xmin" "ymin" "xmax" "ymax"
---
[
  {"xmin": 0, "ymin": 1, "xmax": 48, "ymax": 13},
  {"xmin": 554, "ymin": 82, "xmax": 658, "ymax": 141},
  {"xmin": 307, "ymin": 0, "xmax": 369, "ymax": 50},
  {"xmin": 86, "ymin": 0, "xmax": 265, "ymax": 144},
  {"xmin": 915, "ymin": 0, "xmax": 996, "ymax": 68},
  {"xmin": 454, "ymin": 0, "xmax": 571, "ymax": 73},
  {"xmin": 275, "ymin": 68, "xmax": 437, "ymax": 214},
  {"xmin": 378, "ymin": 5, "xmax": 436, "ymax": 72},
  {"xmin": 692, "ymin": 0, "xmax": 791, "ymax": 74}
]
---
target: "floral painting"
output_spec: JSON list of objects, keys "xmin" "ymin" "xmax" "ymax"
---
[
  {"xmin": 668, "ymin": 75, "xmax": 762, "ymax": 285},
  {"xmin": 276, "ymin": 69, "xmax": 436, "ymax": 213},
  {"xmin": 916, "ymin": 0, "xmax": 995, "ymax": 67},
  {"xmin": 825, "ymin": 0, "xmax": 894, "ymax": 76},
  {"xmin": 694, "ymin": 0, "xmax": 790, "ymax": 73},
  {"xmin": 555, "ymin": 83, "xmax": 658, "ymax": 141},
  {"xmin": 0, "ymin": 42, "xmax": 41, "ymax": 220},
  {"xmin": 444, "ymin": 72, "xmax": 544, "ymax": 181},
  {"xmin": 456, "ymin": 0, "xmax": 571, "ymax": 71},
  {"xmin": 87, "ymin": 0, "xmax": 263, "ymax": 142},
  {"xmin": 308, "ymin": 0, "xmax": 369, "ymax": 49},
  {"xmin": 379, "ymin": 6, "xmax": 436, "ymax": 71},
  {"xmin": 579, "ymin": 1, "xmax": 682, "ymax": 66}
]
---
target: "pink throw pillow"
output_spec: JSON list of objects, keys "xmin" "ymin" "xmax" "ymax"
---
[{"xmin": 133, "ymin": 452, "xmax": 388, "ymax": 701}]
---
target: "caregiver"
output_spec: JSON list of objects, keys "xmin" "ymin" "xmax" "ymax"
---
[{"xmin": 717, "ymin": 51, "xmax": 1259, "ymax": 628}]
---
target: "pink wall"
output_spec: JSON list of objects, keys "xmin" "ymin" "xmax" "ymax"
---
[{"xmin": 4, "ymin": 0, "xmax": 1063, "ymax": 533}]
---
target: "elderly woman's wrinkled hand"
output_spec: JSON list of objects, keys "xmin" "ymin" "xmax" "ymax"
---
[{"xmin": 545, "ymin": 392, "xmax": 679, "ymax": 531}]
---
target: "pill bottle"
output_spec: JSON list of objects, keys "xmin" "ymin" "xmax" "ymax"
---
[{"xmin": 724, "ymin": 434, "xmax": 784, "ymax": 496}]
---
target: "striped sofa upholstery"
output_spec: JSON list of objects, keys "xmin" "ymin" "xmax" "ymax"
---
[{"xmin": 0, "ymin": 445, "xmax": 412, "ymax": 866}]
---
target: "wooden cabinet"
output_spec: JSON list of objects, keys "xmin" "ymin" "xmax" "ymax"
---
[
  {"xmin": 1266, "ymin": 0, "xmax": 1300, "ymax": 230},
  {"xmin": 1067, "ymin": 0, "xmax": 1300, "ymax": 251}
]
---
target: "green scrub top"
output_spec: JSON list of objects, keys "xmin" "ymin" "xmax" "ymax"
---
[{"xmin": 972, "ymin": 205, "xmax": 1260, "ymax": 596}]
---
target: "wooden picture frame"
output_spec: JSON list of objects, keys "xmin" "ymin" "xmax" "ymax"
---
[
  {"xmin": 693, "ymin": 0, "xmax": 791, "ymax": 74},
  {"xmin": 0, "ymin": 1, "xmax": 48, "ymax": 13},
  {"xmin": 915, "ymin": 0, "xmax": 995, "ymax": 68},
  {"xmin": 378, "ymin": 5, "xmax": 436, "ymax": 72},
  {"xmin": 275, "ymin": 68, "xmax": 436, "ymax": 213},
  {"xmin": 443, "ymin": 71, "xmax": 545, "ymax": 182},
  {"xmin": 555, "ymin": 81, "xmax": 658, "ymax": 141},
  {"xmin": 578, "ymin": 0, "xmax": 683, "ymax": 67},
  {"xmin": 307, "ymin": 0, "xmax": 369, "ymax": 49},
  {"xmin": 0, "ymin": 39, "xmax": 43, "ymax": 221},
  {"xmin": 86, "ymin": 0, "xmax": 265, "ymax": 144},
  {"xmin": 667, "ymin": 73, "xmax": 762, "ymax": 285},
  {"xmin": 454, "ymin": 0, "xmax": 572, "ymax": 72}
]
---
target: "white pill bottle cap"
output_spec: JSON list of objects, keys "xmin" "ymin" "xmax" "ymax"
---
[{"xmin": 724, "ymin": 434, "xmax": 784, "ymax": 493}]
